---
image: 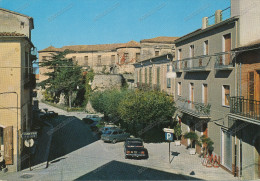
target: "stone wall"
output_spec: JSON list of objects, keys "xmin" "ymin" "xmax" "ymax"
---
[{"xmin": 91, "ymin": 74, "xmax": 123, "ymax": 92}]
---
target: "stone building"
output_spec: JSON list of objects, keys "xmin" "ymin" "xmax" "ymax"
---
[
  {"xmin": 140, "ymin": 36, "xmax": 178, "ymax": 61},
  {"xmin": 0, "ymin": 8, "xmax": 36, "ymax": 172},
  {"xmin": 38, "ymin": 40, "xmax": 141, "ymax": 83}
]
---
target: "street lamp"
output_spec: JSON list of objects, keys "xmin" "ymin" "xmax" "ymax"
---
[{"xmin": 0, "ymin": 92, "xmax": 19, "ymax": 171}]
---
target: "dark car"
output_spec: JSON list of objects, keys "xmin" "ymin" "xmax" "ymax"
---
[
  {"xmin": 101, "ymin": 129, "xmax": 130, "ymax": 144},
  {"xmin": 124, "ymin": 138, "xmax": 148, "ymax": 159}
]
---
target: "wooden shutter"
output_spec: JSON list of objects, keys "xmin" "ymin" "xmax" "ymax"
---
[
  {"xmin": 224, "ymin": 34, "xmax": 231, "ymax": 65},
  {"xmin": 4, "ymin": 126, "xmax": 13, "ymax": 165},
  {"xmin": 224, "ymin": 85, "xmax": 230, "ymax": 106}
]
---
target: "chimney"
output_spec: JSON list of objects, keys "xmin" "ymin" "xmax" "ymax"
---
[
  {"xmin": 215, "ymin": 10, "xmax": 222, "ymax": 24},
  {"xmin": 202, "ymin": 17, "xmax": 208, "ymax": 29}
]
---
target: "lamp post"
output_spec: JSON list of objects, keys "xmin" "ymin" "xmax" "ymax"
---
[{"xmin": 0, "ymin": 92, "xmax": 19, "ymax": 171}]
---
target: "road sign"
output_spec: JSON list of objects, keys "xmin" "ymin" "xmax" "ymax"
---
[
  {"xmin": 163, "ymin": 128, "xmax": 174, "ymax": 133},
  {"xmin": 24, "ymin": 139, "xmax": 34, "ymax": 148},
  {"xmin": 22, "ymin": 132, "xmax": 37, "ymax": 139},
  {"xmin": 165, "ymin": 132, "xmax": 173, "ymax": 141}
]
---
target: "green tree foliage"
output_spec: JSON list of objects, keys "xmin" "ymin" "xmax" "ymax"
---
[
  {"xmin": 184, "ymin": 132, "xmax": 200, "ymax": 148},
  {"xmin": 174, "ymin": 124, "xmax": 182, "ymax": 140},
  {"xmin": 39, "ymin": 50, "xmax": 84, "ymax": 107},
  {"xmin": 118, "ymin": 90, "xmax": 175, "ymax": 125}
]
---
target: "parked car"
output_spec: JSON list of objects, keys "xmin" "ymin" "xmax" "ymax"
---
[
  {"xmin": 99, "ymin": 126, "xmax": 118, "ymax": 135},
  {"xmin": 124, "ymin": 138, "xmax": 148, "ymax": 159},
  {"xmin": 101, "ymin": 129, "xmax": 130, "ymax": 144},
  {"xmin": 83, "ymin": 115, "xmax": 102, "ymax": 124}
]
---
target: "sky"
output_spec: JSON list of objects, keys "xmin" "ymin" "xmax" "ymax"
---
[{"xmin": 0, "ymin": 0, "xmax": 230, "ymax": 51}]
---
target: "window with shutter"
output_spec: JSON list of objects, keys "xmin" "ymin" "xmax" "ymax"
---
[{"xmin": 4, "ymin": 126, "xmax": 13, "ymax": 165}]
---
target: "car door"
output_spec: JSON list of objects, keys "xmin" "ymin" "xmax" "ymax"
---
[
  {"xmin": 111, "ymin": 130, "xmax": 118, "ymax": 140},
  {"xmin": 118, "ymin": 130, "xmax": 124, "ymax": 141}
]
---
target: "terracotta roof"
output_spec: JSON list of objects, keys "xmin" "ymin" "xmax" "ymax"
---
[
  {"xmin": 116, "ymin": 40, "xmax": 140, "ymax": 49},
  {"xmin": 38, "ymin": 46, "xmax": 62, "ymax": 52},
  {"xmin": 39, "ymin": 41, "xmax": 141, "ymax": 53},
  {"xmin": 140, "ymin": 36, "xmax": 179, "ymax": 43},
  {"xmin": 0, "ymin": 32, "xmax": 26, "ymax": 37}
]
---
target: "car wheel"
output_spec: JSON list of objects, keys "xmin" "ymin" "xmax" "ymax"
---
[{"xmin": 112, "ymin": 139, "xmax": 117, "ymax": 144}]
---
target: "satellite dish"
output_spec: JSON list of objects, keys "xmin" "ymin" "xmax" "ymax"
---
[{"xmin": 24, "ymin": 139, "xmax": 34, "ymax": 147}]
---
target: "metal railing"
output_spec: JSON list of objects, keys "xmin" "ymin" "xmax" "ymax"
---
[
  {"xmin": 230, "ymin": 96, "xmax": 260, "ymax": 121},
  {"xmin": 184, "ymin": 56, "xmax": 211, "ymax": 72},
  {"xmin": 176, "ymin": 97, "xmax": 211, "ymax": 118},
  {"xmin": 214, "ymin": 52, "xmax": 234, "ymax": 69},
  {"xmin": 172, "ymin": 61, "xmax": 183, "ymax": 72}
]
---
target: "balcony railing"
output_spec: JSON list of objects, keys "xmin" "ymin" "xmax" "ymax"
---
[
  {"xmin": 214, "ymin": 52, "xmax": 234, "ymax": 70},
  {"xmin": 176, "ymin": 97, "xmax": 211, "ymax": 118},
  {"xmin": 172, "ymin": 61, "xmax": 183, "ymax": 72},
  {"xmin": 183, "ymin": 56, "xmax": 211, "ymax": 72},
  {"xmin": 230, "ymin": 96, "xmax": 260, "ymax": 121}
]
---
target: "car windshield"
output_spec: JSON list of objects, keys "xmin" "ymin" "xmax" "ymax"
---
[
  {"xmin": 104, "ymin": 130, "xmax": 112, "ymax": 134},
  {"xmin": 128, "ymin": 141, "xmax": 143, "ymax": 146}
]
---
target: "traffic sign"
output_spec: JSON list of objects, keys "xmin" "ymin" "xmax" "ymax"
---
[
  {"xmin": 22, "ymin": 132, "xmax": 37, "ymax": 139},
  {"xmin": 165, "ymin": 132, "xmax": 173, "ymax": 141},
  {"xmin": 163, "ymin": 128, "xmax": 174, "ymax": 133},
  {"xmin": 24, "ymin": 139, "xmax": 34, "ymax": 147}
]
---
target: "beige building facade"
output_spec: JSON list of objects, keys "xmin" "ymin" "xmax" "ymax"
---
[{"xmin": 0, "ymin": 9, "xmax": 36, "ymax": 172}]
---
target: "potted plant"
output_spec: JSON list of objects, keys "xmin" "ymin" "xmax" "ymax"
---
[
  {"xmin": 174, "ymin": 124, "xmax": 182, "ymax": 146},
  {"xmin": 200, "ymin": 135, "xmax": 214, "ymax": 156},
  {"xmin": 184, "ymin": 132, "xmax": 200, "ymax": 155}
]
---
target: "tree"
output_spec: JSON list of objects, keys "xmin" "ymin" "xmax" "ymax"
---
[
  {"xmin": 118, "ymin": 90, "xmax": 176, "ymax": 131},
  {"xmin": 39, "ymin": 50, "xmax": 84, "ymax": 108},
  {"xmin": 174, "ymin": 124, "xmax": 182, "ymax": 141}
]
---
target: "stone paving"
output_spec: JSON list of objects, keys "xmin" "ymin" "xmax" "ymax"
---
[{"xmin": 0, "ymin": 103, "xmax": 240, "ymax": 180}]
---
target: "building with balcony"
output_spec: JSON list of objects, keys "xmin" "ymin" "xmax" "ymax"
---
[
  {"xmin": 228, "ymin": 41, "xmax": 260, "ymax": 180},
  {"xmin": 172, "ymin": 0, "xmax": 260, "ymax": 179},
  {"xmin": 0, "ymin": 8, "xmax": 36, "ymax": 172}
]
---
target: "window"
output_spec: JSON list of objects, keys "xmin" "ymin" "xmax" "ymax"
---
[
  {"xmin": 124, "ymin": 53, "xmax": 129, "ymax": 62},
  {"xmin": 42, "ymin": 56, "xmax": 47, "ymax": 60},
  {"xmin": 97, "ymin": 55, "xmax": 101, "ymax": 65},
  {"xmin": 190, "ymin": 45, "xmax": 194, "ymax": 58},
  {"xmin": 136, "ymin": 53, "xmax": 140, "ymax": 62},
  {"xmin": 204, "ymin": 40, "xmax": 209, "ymax": 55},
  {"xmin": 178, "ymin": 82, "xmax": 182, "ymax": 96},
  {"xmin": 149, "ymin": 67, "xmax": 152, "ymax": 86},
  {"xmin": 223, "ymin": 33, "xmax": 231, "ymax": 65},
  {"xmin": 145, "ymin": 68, "xmax": 147, "ymax": 84},
  {"xmin": 84, "ymin": 56, "xmax": 88, "ymax": 66},
  {"xmin": 139, "ymin": 69, "xmax": 142, "ymax": 83},
  {"xmin": 155, "ymin": 51, "xmax": 159, "ymax": 56},
  {"xmin": 111, "ymin": 55, "xmax": 115, "ymax": 64},
  {"xmin": 167, "ymin": 65, "xmax": 171, "ymax": 88},
  {"xmin": 112, "ymin": 131, "xmax": 118, "ymax": 135},
  {"xmin": 222, "ymin": 85, "xmax": 230, "ymax": 106},
  {"xmin": 178, "ymin": 49, "xmax": 182, "ymax": 60},
  {"xmin": 156, "ymin": 67, "xmax": 160, "ymax": 85},
  {"xmin": 202, "ymin": 84, "xmax": 208, "ymax": 104},
  {"xmin": 190, "ymin": 83, "xmax": 194, "ymax": 108}
]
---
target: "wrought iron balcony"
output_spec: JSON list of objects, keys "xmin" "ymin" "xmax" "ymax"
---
[
  {"xmin": 24, "ymin": 73, "xmax": 36, "ymax": 89},
  {"xmin": 183, "ymin": 56, "xmax": 211, "ymax": 72},
  {"xmin": 172, "ymin": 61, "xmax": 183, "ymax": 72},
  {"xmin": 230, "ymin": 96, "xmax": 260, "ymax": 124},
  {"xmin": 176, "ymin": 97, "xmax": 211, "ymax": 118},
  {"xmin": 214, "ymin": 52, "xmax": 234, "ymax": 70}
]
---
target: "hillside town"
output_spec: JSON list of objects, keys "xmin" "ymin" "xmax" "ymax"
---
[{"xmin": 0, "ymin": 0, "xmax": 259, "ymax": 180}]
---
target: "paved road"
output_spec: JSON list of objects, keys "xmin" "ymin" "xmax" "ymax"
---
[{"xmin": 0, "ymin": 103, "xmax": 239, "ymax": 180}]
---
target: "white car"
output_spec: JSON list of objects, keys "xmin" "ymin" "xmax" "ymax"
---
[{"xmin": 85, "ymin": 114, "xmax": 102, "ymax": 122}]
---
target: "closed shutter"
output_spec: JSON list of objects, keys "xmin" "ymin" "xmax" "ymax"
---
[
  {"xmin": 4, "ymin": 126, "xmax": 13, "ymax": 165},
  {"xmin": 223, "ymin": 130, "xmax": 232, "ymax": 170},
  {"xmin": 248, "ymin": 72, "xmax": 254, "ymax": 112}
]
